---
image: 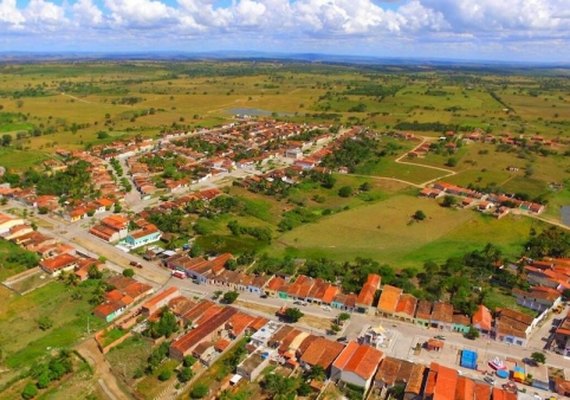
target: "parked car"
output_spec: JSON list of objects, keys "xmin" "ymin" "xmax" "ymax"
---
[
  {"xmin": 336, "ymin": 336, "xmax": 348, "ymax": 343},
  {"xmin": 129, "ymin": 261, "xmax": 138, "ymax": 267},
  {"xmin": 260, "ymin": 294, "xmax": 268, "ymax": 299},
  {"xmin": 434, "ymin": 335, "xmax": 446, "ymax": 340},
  {"xmin": 484, "ymin": 376, "xmax": 496, "ymax": 386}
]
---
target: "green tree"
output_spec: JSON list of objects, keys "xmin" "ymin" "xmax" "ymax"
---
[
  {"xmin": 531, "ymin": 352, "xmax": 546, "ymax": 364},
  {"xmin": 191, "ymin": 383, "xmax": 209, "ymax": 399},
  {"xmin": 183, "ymin": 355, "xmax": 197, "ymax": 367},
  {"xmin": 338, "ymin": 186, "xmax": 353, "ymax": 198},
  {"xmin": 122, "ymin": 268, "xmax": 135, "ymax": 278},
  {"xmin": 158, "ymin": 369, "xmax": 172, "ymax": 381},
  {"xmin": 283, "ymin": 307, "xmax": 304, "ymax": 323},
  {"xmin": 189, "ymin": 243, "xmax": 203, "ymax": 258},
  {"xmin": 441, "ymin": 195, "xmax": 457, "ymax": 208},
  {"xmin": 464, "ymin": 326, "xmax": 480, "ymax": 340},
  {"xmin": 359, "ymin": 182, "xmax": 372, "ymax": 192},
  {"xmin": 413, "ymin": 210, "xmax": 426, "ymax": 221},
  {"xmin": 222, "ymin": 291, "xmax": 239, "ymax": 304},
  {"xmin": 446, "ymin": 157, "xmax": 458, "ymax": 167},
  {"xmin": 21, "ymin": 383, "xmax": 38, "ymax": 399},
  {"xmin": 177, "ymin": 367, "xmax": 193, "ymax": 383}
]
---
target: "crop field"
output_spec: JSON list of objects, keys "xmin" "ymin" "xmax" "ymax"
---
[{"xmin": 274, "ymin": 194, "xmax": 544, "ymax": 267}]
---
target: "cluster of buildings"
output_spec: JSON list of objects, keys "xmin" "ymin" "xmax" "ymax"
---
[
  {"xmin": 161, "ymin": 246, "xmax": 569, "ymax": 349},
  {"xmin": 103, "ymin": 286, "xmax": 525, "ymax": 399},
  {"xmin": 93, "ymin": 275, "xmax": 153, "ymax": 323},
  {"xmin": 0, "ymin": 212, "xmax": 102, "ymax": 280},
  {"xmin": 89, "ymin": 214, "xmax": 162, "ymax": 250},
  {"xmin": 420, "ymin": 181, "xmax": 546, "ymax": 217}
]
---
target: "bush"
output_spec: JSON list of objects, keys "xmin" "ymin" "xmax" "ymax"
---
[
  {"xmin": 21, "ymin": 383, "xmax": 38, "ymax": 399},
  {"xmin": 37, "ymin": 316, "xmax": 53, "ymax": 331},
  {"xmin": 441, "ymin": 195, "xmax": 457, "ymax": 208},
  {"xmin": 122, "ymin": 268, "xmax": 135, "ymax": 278},
  {"xmin": 191, "ymin": 383, "xmax": 209, "ymax": 399},
  {"xmin": 222, "ymin": 291, "xmax": 239, "ymax": 304},
  {"xmin": 338, "ymin": 186, "xmax": 353, "ymax": 198},
  {"xmin": 446, "ymin": 157, "xmax": 458, "ymax": 167},
  {"xmin": 413, "ymin": 210, "xmax": 426, "ymax": 221},
  {"xmin": 158, "ymin": 369, "xmax": 172, "ymax": 381},
  {"xmin": 177, "ymin": 367, "xmax": 193, "ymax": 383}
]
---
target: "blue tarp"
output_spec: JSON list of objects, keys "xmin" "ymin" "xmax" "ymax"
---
[
  {"xmin": 496, "ymin": 369, "xmax": 509, "ymax": 379},
  {"xmin": 460, "ymin": 350, "xmax": 478, "ymax": 370}
]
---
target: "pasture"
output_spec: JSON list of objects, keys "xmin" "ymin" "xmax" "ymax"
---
[{"xmin": 274, "ymin": 194, "xmax": 544, "ymax": 268}]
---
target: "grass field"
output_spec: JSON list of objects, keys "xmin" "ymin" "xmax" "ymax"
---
[
  {"xmin": 274, "ymin": 194, "xmax": 544, "ymax": 268},
  {"xmin": 0, "ymin": 281, "xmax": 105, "ymax": 373}
]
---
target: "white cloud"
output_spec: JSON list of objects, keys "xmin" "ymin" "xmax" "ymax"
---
[
  {"xmin": 0, "ymin": 0, "xmax": 568, "ymax": 61},
  {"xmin": 105, "ymin": 0, "xmax": 177, "ymax": 28},
  {"xmin": 24, "ymin": 0, "xmax": 66, "ymax": 26},
  {"xmin": 73, "ymin": 0, "xmax": 104, "ymax": 27},
  {"xmin": 0, "ymin": 0, "xmax": 25, "ymax": 28}
]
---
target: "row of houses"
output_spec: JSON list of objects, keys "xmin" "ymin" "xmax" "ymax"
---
[
  {"xmin": 420, "ymin": 182, "xmax": 546, "ymax": 215},
  {"xmin": 0, "ymin": 212, "xmax": 102, "ymax": 280},
  {"xmin": 156, "ymin": 287, "xmax": 509, "ymax": 398},
  {"xmin": 160, "ymin": 246, "xmax": 557, "ymax": 348}
]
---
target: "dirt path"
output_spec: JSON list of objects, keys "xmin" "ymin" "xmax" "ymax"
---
[
  {"xmin": 76, "ymin": 338, "xmax": 131, "ymax": 400},
  {"xmin": 511, "ymin": 209, "xmax": 570, "ymax": 231},
  {"xmin": 61, "ymin": 92, "xmax": 94, "ymax": 104}
]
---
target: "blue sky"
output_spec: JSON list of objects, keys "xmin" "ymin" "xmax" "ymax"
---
[{"xmin": 1, "ymin": 0, "xmax": 569, "ymax": 62}]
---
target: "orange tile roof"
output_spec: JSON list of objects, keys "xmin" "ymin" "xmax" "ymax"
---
[
  {"xmin": 142, "ymin": 287, "xmax": 179, "ymax": 311},
  {"xmin": 225, "ymin": 312, "xmax": 256, "ymax": 336},
  {"xmin": 395, "ymin": 294, "xmax": 417, "ymax": 317},
  {"xmin": 40, "ymin": 253, "xmax": 78, "ymax": 272},
  {"xmin": 431, "ymin": 302, "xmax": 454, "ymax": 324},
  {"xmin": 472, "ymin": 305, "xmax": 493, "ymax": 331},
  {"xmin": 405, "ymin": 363, "xmax": 426, "ymax": 395},
  {"xmin": 377, "ymin": 285, "xmax": 402, "ymax": 314},
  {"xmin": 474, "ymin": 382, "xmax": 492, "ymax": 400},
  {"xmin": 375, "ymin": 357, "xmax": 403, "ymax": 386},
  {"xmin": 333, "ymin": 342, "xmax": 383, "ymax": 380},
  {"xmin": 455, "ymin": 376, "xmax": 475, "ymax": 400},
  {"xmin": 321, "ymin": 284, "xmax": 339, "ymax": 304},
  {"xmin": 432, "ymin": 363, "xmax": 458, "ymax": 400},
  {"xmin": 300, "ymin": 337, "xmax": 345, "ymax": 369},
  {"xmin": 249, "ymin": 316, "xmax": 269, "ymax": 332},
  {"xmin": 266, "ymin": 276, "xmax": 286, "ymax": 291}
]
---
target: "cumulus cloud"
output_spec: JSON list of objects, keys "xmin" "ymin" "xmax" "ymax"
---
[{"xmin": 0, "ymin": 0, "xmax": 568, "ymax": 60}]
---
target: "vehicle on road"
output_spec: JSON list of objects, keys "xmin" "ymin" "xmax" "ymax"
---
[
  {"xmin": 172, "ymin": 270, "xmax": 185, "ymax": 279},
  {"xmin": 484, "ymin": 376, "xmax": 495, "ymax": 386},
  {"xmin": 434, "ymin": 335, "xmax": 446, "ymax": 340},
  {"xmin": 336, "ymin": 336, "xmax": 347, "ymax": 343},
  {"xmin": 260, "ymin": 294, "xmax": 268, "ymax": 299},
  {"xmin": 129, "ymin": 261, "xmax": 138, "ymax": 266}
]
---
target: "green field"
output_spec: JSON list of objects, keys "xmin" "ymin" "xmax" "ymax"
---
[
  {"xmin": 274, "ymin": 194, "xmax": 543, "ymax": 268},
  {"xmin": 0, "ymin": 281, "xmax": 105, "ymax": 377}
]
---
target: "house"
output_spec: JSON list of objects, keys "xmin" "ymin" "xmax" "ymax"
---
[
  {"xmin": 430, "ymin": 363, "xmax": 458, "ymax": 400},
  {"xmin": 356, "ymin": 274, "xmax": 381, "ymax": 313},
  {"xmin": 377, "ymin": 285, "xmax": 402, "ymax": 317},
  {"xmin": 331, "ymin": 293, "xmax": 357, "ymax": 312},
  {"xmin": 472, "ymin": 305, "xmax": 493, "ymax": 335},
  {"xmin": 249, "ymin": 320, "xmax": 282, "ymax": 348},
  {"xmin": 89, "ymin": 214, "xmax": 129, "ymax": 243},
  {"xmin": 93, "ymin": 301, "xmax": 126, "ymax": 323},
  {"xmin": 513, "ymin": 286, "xmax": 562, "ymax": 313},
  {"xmin": 123, "ymin": 223, "xmax": 161, "ymax": 249},
  {"xmin": 298, "ymin": 337, "xmax": 345, "ymax": 372},
  {"xmin": 264, "ymin": 276, "xmax": 286, "ymax": 297},
  {"xmin": 404, "ymin": 363, "xmax": 426, "ymax": 400},
  {"xmin": 430, "ymin": 302, "xmax": 454, "ymax": 330},
  {"xmin": 170, "ymin": 307, "xmax": 238, "ymax": 360},
  {"xmin": 395, "ymin": 294, "xmax": 418, "ymax": 322},
  {"xmin": 494, "ymin": 308, "xmax": 535, "ymax": 346},
  {"xmin": 373, "ymin": 357, "xmax": 414, "ymax": 389},
  {"xmin": 68, "ymin": 206, "xmax": 88, "ymax": 222},
  {"xmin": 141, "ymin": 287, "xmax": 180, "ymax": 316},
  {"xmin": 237, "ymin": 350, "xmax": 275, "ymax": 381},
  {"xmin": 330, "ymin": 341, "xmax": 384, "ymax": 391},
  {"xmin": 452, "ymin": 314, "xmax": 471, "ymax": 334},
  {"xmin": 192, "ymin": 341, "xmax": 217, "ymax": 366},
  {"xmin": 0, "ymin": 213, "xmax": 25, "ymax": 234},
  {"xmin": 553, "ymin": 310, "xmax": 570, "ymax": 357},
  {"xmin": 247, "ymin": 275, "xmax": 271, "ymax": 295},
  {"xmin": 414, "ymin": 300, "xmax": 432, "ymax": 327},
  {"xmin": 39, "ymin": 253, "xmax": 79, "ymax": 277}
]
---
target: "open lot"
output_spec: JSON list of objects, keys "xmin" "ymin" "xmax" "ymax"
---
[{"xmin": 274, "ymin": 194, "xmax": 544, "ymax": 267}]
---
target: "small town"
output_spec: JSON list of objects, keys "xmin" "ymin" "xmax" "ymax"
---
[{"xmin": 0, "ymin": 114, "xmax": 569, "ymax": 400}]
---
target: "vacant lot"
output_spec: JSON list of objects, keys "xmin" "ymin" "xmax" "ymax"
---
[{"xmin": 275, "ymin": 194, "xmax": 544, "ymax": 267}]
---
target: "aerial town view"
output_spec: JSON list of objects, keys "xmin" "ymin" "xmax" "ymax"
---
[{"xmin": 0, "ymin": 2, "xmax": 569, "ymax": 400}]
